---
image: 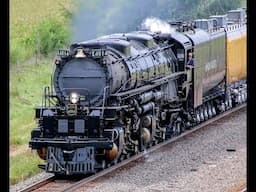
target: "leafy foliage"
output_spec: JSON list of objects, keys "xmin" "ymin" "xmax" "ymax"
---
[
  {"xmin": 9, "ymin": 0, "xmax": 73, "ymax": 65},
  {"xmin": 196, "ymin": 0, "xmax": 242, "ymax": 18},
  {"xmin": 36, "ymin": 18, "xmax": 70, "ymax": 55}
]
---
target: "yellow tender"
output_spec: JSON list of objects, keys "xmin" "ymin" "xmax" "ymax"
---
[{"xmin": 226, "ymin": 24, "xmax": 246, "ymax": 84}]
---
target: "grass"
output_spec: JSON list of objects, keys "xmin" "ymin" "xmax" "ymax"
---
[
  {"xmin": 10, "ymin": 0, "xmax": 74, "ymax": 65},
  {"xmin": 10, "ymin": 0, "xmax": 74, "ymax": 40},
  {"xmin": 9, "ymin": 0, "xmax": 75, "ymax": 185},
  {"xmin": 10, "ymin": 151, "xmax": 44, "ymax": 185},
  {"xmin": 10, "ymin": 59, "xmax": 53, "ymax": 145},
  {"xmin": 9, "ymin": 59, "xmax": 54, "ymax": 185}
]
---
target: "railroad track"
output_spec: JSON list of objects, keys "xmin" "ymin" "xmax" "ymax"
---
[
  {"xmin": 18, "ymin": 103, "xmax": 246, "ymax": 192},
  {"xmin": 18, "ymin": 175, "xmax": 55, "ymax": 192}
]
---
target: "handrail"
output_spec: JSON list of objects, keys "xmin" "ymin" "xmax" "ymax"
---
[{"xmin": 101, "ymin": 86, "xmax": 110, "ymax": 118}]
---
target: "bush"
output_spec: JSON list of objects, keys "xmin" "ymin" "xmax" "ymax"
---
[
  {"xmin": 36, "ymin": 18, "xmax": 70, "ymax": 55},
  {"xmin": 10, "ymin": 17, "xmax": 71, "ymax": 65}
]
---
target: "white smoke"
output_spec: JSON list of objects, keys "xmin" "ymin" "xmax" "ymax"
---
[{"xmin": 141, "ymin": 17, "xmax": 175, "ymax": 33}]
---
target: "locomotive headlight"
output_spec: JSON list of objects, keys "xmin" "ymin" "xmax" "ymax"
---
[{"xmin": 70, "ymin": 93, "xmax": 79, "ymax": 104}]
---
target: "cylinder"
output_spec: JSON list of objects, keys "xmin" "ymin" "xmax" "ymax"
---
[
  {"xmin": 138, "ymin": 91, "xmax": 163, "ymax": 104},
  {"xmin": 141, "ymin": 102, "xmax": 155, "ymax": 114},
  {"xmin": 154, "ymin": 91, "xmax": 163, "ymax": 101},
  {"xmin": 139, "ymin": 91, "xmax": 154, "ymax": 104}
]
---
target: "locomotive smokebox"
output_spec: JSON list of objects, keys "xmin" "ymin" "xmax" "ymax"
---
[{"xmin": 54, "ymin": 58, "xmax": 107, "ymax": 105}]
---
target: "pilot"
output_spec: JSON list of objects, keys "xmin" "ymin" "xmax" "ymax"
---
[{"xmin": 186, "ymin": 52, "xmax": 194, "ymax": 69}]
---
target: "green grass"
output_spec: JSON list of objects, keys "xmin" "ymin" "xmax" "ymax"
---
[
  {"xmin": 10, "ymin": 59, "xmax": 53, "ymax": 185},
  {"xmin": 10, "ymin": 0, "xmax": 74, "ymax": 65},
  {"xmin": 9, "ymin": 0, "xmax": 75, "ymax": 185},
  {"xmin": 10, "ymin": 59, "xmax": 52, "ymax": 145},
  {"xmin": 10, "ymin": 0, "xmax": 74, "ymax": 40},
  {"xmin": 10, "ymin": 151, "xmax": 44, "ymax": 185}
]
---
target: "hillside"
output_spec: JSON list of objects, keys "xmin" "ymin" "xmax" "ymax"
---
[{"xmin": 9, "ymin": 0, "xmax": 74, "ymax": 185}]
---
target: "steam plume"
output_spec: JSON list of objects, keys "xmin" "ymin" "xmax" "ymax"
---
[
  {"xmin": 141, "ymin": 17, "xmax": 175, "ymax": 33},
  {"xmin": 71, "ymin": 0, "xmax": 172, "ymax": 42}
]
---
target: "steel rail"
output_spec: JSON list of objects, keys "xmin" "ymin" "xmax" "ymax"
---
[{"xmin": 18, "ymin": 175, "xmax": 56, "ymax": 192}]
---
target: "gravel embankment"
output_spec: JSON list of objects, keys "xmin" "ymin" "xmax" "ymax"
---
[
  {"xmin": 10, "ymin": 172, "xmax": 54, "ymax": 192},
  {"xmin": 77, "ymin": 108, "xmax": 246, "ymax": 192}
]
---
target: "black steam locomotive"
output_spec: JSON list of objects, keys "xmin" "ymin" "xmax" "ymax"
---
[{"xmin": 29, "ymin": 9, "xmax": 246, "ymax": 175}]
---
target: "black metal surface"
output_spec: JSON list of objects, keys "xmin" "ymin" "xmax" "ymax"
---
[
  {"xmin": 29, "ymin": 138, "xmax": 113, "ymax": 149},
  {"xmin": 54, "ymin": 58, "xmax": 107, "ymax": 105},
  {"xmin": 55, "ymin": 32, "xmax": 184, "ymax": 105},
  {"xmin": 37, "ymin": 114, "xmax": 103, "ymax": 137},
  {"xmin": 46, "ymin": 146, "xmax": 95, "ymax": 174},
  {"xmin": 31, "ymin": 128, "xmax": 41, "ymax": 139},
  {"xmin": 87, "ymin": 116, "xmax": 100, "ymax": 138},
  {"xmin": 77, "ymin": 38, "xmax": 131, "ymax": 56}
]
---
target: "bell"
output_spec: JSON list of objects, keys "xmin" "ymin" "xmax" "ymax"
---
[{"xmin": 75, "ymin": 48, "xmax": 86, "ymax": 58}]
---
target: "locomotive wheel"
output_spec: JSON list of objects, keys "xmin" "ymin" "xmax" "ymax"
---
[
  {"xmin": 196, "ymin": 111, "xmax": 200, "ymax": 124},
  {"xmin": 199, "ymin": 108, "xmax": 204, "ymax": 122},
  {"xmin": 203, "ymin": 105, "xmax": 208, "ymax": 120},
  {"xmin": 212, "ymin": 105, "xmax": 216, "ymax": 116},
  {"xmin": 228, "ymin": 95, "xmax": 233, "ymax": 109},
  {"xmin": 238, "ymin": 92, "xmax": 242, "ymax": 104},
  {"xmin": 241, "ymin": 92, "xmax": 246, "ymax": 103},
  {"xmin": 172, "ymin": 121, "xmax": 182, "ymax": 136},
  {"xmin": 207, "ymin": 103, "xmax": 213, "ymax": 118},
  {"xmin": 176, "ymin": 122, "xmax": 181, "ymax": 135},
  {"xmin": 125, "ymin": 153, "xmax": 131, "ymax": 159},
  {"xmin": 112, "ymin": 158, "xmax": 118, "ymax": 165}
]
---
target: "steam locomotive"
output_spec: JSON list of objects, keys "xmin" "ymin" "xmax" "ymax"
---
[{"xmin": 29, "ymin": 8, "xmax": 246, "ymax": 175}]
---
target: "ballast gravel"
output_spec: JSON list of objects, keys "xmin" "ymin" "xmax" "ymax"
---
[
  {"xmin": 77, "ymin": 108, "xmax": 246, "ymax": 192},
  {"xmin": 10, "ymin": 172, "xmax": 53, "ymax": 192}
]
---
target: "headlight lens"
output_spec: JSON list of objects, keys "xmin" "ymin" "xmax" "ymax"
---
[{"xmin": 70, "ymin": 93, "xmax": 79, "ymax": 104}]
